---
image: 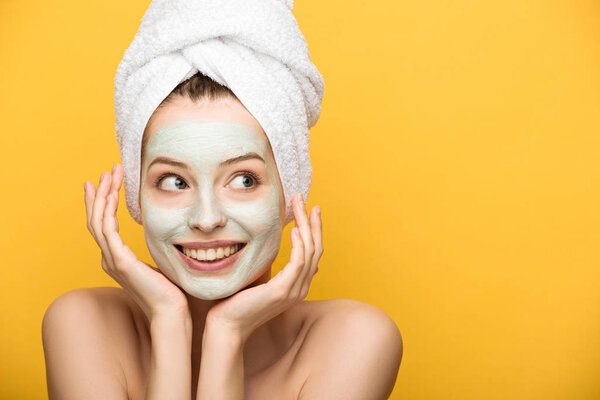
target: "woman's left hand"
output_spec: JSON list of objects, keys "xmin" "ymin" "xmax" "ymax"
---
[{"xmin": 206, "ymin": 192, "xmax": 323, "ymax": 342}]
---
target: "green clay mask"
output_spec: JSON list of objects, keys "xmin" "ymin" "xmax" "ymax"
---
[{"xmin": 140, "ymin": 120, "xmax": 284, "ymax": 300}]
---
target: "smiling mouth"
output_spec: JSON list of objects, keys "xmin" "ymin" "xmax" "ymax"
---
[{"xmin": 174, "ymin": 243, "xmax": 247, "ymax": 262}]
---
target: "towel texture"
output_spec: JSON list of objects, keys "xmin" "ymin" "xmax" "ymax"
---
[{"xmin": 114, "ymin": 0, "xmax": 324, "ymax": 225}]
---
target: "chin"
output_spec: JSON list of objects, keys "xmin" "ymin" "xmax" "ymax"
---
[
  {"xmin": 184, "ymin": 286, "xmax": 239, "ymax": 300},
  {"xmin": 179, "ymin": 264, "xmax": 272, "ymax": 300}
]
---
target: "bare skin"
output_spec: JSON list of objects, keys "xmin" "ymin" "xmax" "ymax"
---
[{"xmin": 42, "ymin": 97, "xmax": 403, "ymax": 400}]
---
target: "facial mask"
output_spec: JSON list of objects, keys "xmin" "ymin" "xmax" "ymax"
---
[{"xmin": 140, "ymin": 120, "xmax": 283, "ymax": 300}]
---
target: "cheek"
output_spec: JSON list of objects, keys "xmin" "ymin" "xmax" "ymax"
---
[
  {"xmin": 224, "ymin": 186, "xmax": 282, "ymax": 237},
  {"xmin": 141, "ymin": 197, "xmax": 189, "ymax": 244}
]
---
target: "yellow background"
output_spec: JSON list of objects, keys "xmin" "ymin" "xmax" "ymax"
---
[{"xmin": 1, "ymin": 0, "xmax": 599, "ymax": 398}]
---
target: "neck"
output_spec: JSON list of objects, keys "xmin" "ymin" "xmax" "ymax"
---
[
  {"xmin": 185, "ymin": 267, "xmax": 275, "ymax": 356},
  {"xmin": 184, "ymin": 267, "xmax": 281, "ymax": 376},
  {"xmin": 185, "ymin": 267, "xmax": 272, "ymax": 329}
]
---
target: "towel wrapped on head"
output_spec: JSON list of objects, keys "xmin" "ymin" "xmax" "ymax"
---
[{"xmin": 114, "ymin": 0, "xmax": 325, "ymax": 226}]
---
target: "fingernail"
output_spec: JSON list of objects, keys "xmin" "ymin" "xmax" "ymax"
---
[
  {"xmin": 112, "ymin": 164, "xmax": 117, "ymax": 173},
  {"xmin": 100, "ymin": 172, "xmax": 106, "ymax": 182},
  {"xmin": 83, "ymin": 181, "xmax": 88, "ymax": 191},
  {"xmin": 316, "ymin": 206, "xmax": 321, "ymax": 216}
]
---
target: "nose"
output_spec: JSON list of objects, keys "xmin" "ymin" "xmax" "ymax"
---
[{"xmin": 187, "ymin": 186, "xmax": 227, "ymax": 232}]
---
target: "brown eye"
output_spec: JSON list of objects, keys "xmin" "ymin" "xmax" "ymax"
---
[{"xmin": 157, "ymin": 175, "xmax": 188, "ymax": 191}]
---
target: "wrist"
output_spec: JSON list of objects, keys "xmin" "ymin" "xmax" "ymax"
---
[
  {"xmin": 151, "ymin": 309, "xmax": 193, "ymax": 336},
  {"xmin": 151, "ymin": 301, "xmax": 191, "ymax": 320},
  {"xmin": 204, "ymin": 314, "xmax": 247, "ymax": 346}
]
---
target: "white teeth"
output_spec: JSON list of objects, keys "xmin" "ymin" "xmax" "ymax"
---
[
  {"xmin": 206, "ymin": 248, "xmax": 216, "ymax": 261},
  {"xmin": 182, "ymin": 244, "xmax": 242, "ymax": 261}
]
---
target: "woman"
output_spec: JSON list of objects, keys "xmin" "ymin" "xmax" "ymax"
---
[{"xmin": 42, "ymin": 1, "xmax": 402, "ymax": 399}]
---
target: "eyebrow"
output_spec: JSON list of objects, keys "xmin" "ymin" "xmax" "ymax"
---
[
  {"xmin": 148, "ymin": 157, "xmax": 190, "ymax": 170},
  {"xmin": 148, "ymin": 152, "xmax": 265, "ymax": 170},
  {"xmin": 219, "ymin": 152, "xmax": 265, "ymax": 167}
]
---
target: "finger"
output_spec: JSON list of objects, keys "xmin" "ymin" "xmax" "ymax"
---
[
  {"xmin": 110, "ymin": 163, "xmax": 124, "ymax": 198},
  {"xmin": 102, "ymin": 192, "xmax": 132, "ymax": 275},
  {"xmin": 113, "ymin": 164, "xmax": 124, "ymax": 230},
  {"xmin": 291, "ymin": 193, "xmax": 315, "ymax": 291},
  {"xmin": 271, "ymin": 227, "xmax": 304, "ymax": 298},
  {"xmin": 103, "ymin": 192, "xmax": 123, "ymax": 250},
  {"xmin": 308, "ymin": 206, "xmax": 323, "ymax": 277},
  {"xmin": 289, "ymin": 227, "xmax": 307, "ymax": 295},
  {"xmin": 90, "ymin": 171, "xmax": 115, "ymax": 266},
  {"xmin": 296, "ymin": 206, "xmax": 323, "ymax": 298},
  {"xmin": 102, "ymin": 188, "xmax": 159, "ymax": 283},
  {"xmin": 102, "ymin": 191, "xmax": 145, "ymax": 282},
  {"xmin": 301, "ymin": 206, "xmax": 322, "ymax": 285},
  {"xmin": 84, "ymin": 181, "xmax": 96, "ymax": 234},
  {"xmin": 109, "ymin": 164, "xmax": 124, "ymax": 233}
]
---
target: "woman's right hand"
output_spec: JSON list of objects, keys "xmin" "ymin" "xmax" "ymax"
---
[{"xmin": 84, "ymin": 163, "xmax": 189, "ymax": 322}]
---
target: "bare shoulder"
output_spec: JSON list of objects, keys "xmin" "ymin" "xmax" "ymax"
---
[
  {"xmin": 44, "ymin": 286, "xmax": 133, "ymax": 313},
  {"xmin": 293, "ymin": 299, "xmax": 403, "ymax": 400},
  {"xmin": 295, "ymin": 298, "xmax": 403, "ymax": 343},
  {"xmin": 43, "ymin": 286, "xmax": 143, "ymax": 339},
  {"xmin": 42, "ymin": 287, "xmax": 145, "ymax": 399}
]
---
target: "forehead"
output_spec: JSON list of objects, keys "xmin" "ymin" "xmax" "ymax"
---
[
  {"xmin": 145, "ymin": 119, "xmax": 270, "ymax": 162},
  {"xmin": 143, "ymin": 96, "xmax": 273, "ymax": 163}
]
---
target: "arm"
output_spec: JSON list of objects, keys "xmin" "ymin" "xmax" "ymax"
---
[
  {"xmin": 145, "ymin": 312, "xmax": 193, "ymax": 400},
  {"xmin": 196, "ymin": 193, "xmax": 323, "ymax": 399},
  {"xmin": 196, "ymin": 317, "xmax": 245, "ymax": 400},
  {"xmin": 79, "ymin": 164, "xmax": 193, "ymax": 399}
]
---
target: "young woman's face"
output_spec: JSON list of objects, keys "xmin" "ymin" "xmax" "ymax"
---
[{"xmin": 140, "ymin": 96, "xmax": 285, "ymax": 300}]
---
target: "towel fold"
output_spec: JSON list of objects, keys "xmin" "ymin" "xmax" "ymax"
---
[{"xmin": 114, "ymin": 0, "xmax": 325, "ymax": 225}]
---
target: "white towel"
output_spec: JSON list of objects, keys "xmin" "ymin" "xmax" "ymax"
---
[{"xmin": 114, "ymin": 0, "xmax": 324, "ymax": 226}]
